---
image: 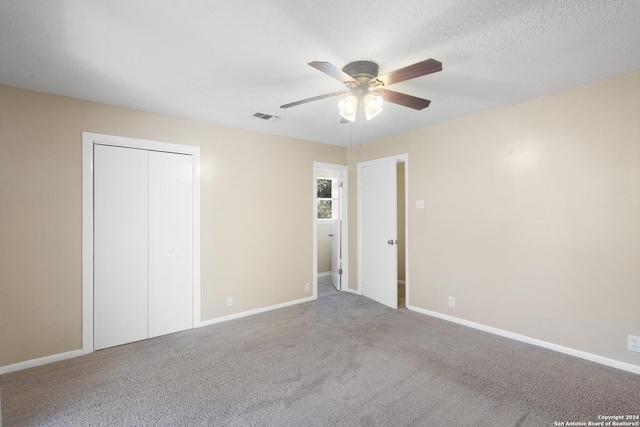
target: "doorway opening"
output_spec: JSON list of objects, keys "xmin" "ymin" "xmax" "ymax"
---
[
  {"xmin": 357, "ymin": 154, "xmax": 408, "ymax": 309},
  {"xmin": 313, "ymin": 162, "xmax": 348, "ymax": 299},
  {"xmin": 397, "ymin": 162, "xmax": 406, "ymax": 308}
]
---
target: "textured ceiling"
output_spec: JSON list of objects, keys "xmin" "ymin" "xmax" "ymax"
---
[{"xmin": 1, "ymin": 1, "xmax": 639, "ymax": 146}]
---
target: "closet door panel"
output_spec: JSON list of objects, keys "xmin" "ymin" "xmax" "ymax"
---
[
  {"xmin": 148, "ymin": 151, "xmax": 194, "ymax": 338},
  {"xmin": 94, "ymin": 145, "xmax": 149, "ymax": 350}
]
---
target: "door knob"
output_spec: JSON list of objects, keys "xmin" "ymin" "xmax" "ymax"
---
[
  {"xmin": 329, "ymin": 234, "xmax": 334, "ymax": 237},
  {"xmin": 387, "ymin": 239, "xmax": 396, "ymax": 245}
]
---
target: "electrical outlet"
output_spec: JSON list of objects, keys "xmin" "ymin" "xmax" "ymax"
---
[
  {"xmin": 629, "ymin": 335, "xmax": 640, "ymax": 353},
  {"xmin": 305, "ymin": 283, "xmax": 310, "ymax": 292},
  {"xmin": 226, "ymin": 296, "xmax": 233, "ymax": 307},
  {"xmin": 448, "ymin": 296, "xmax": 455, "ymax": 308}
]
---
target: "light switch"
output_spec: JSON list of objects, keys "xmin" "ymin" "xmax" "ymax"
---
[{"xmin": 416, "ymin": 200, "xmax": 425, "ymax": 209}]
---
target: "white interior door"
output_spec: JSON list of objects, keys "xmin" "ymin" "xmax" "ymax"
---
[
  {"xmin": 330, "ymin": 174, "xmax": 341, "ymax": 290},
  {"xmin": 361, "ymin": 159, "xmax": 398, "ymax": 309},
  {"xmin": 148, "ymin": 151, "xmax": 194, "ymax": 338},
  {"xmin": 94, "ymin": 145, "xmax": 149, "ymax": 350}
]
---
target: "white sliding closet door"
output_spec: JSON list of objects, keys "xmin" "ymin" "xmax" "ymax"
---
[
  {"xmin": 94, "ymin": 145, "xmax": 149, "ymax": 350},
  {"xmin": 94, "ymin": 145, "xmax": 194, "ymax": 350},
  {"xmin": 148, "ymin": 151, "xmax": 194, "ymax": 338}
]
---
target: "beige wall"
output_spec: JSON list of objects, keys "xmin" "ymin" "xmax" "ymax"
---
[
  {"xmin": 3, "ymin": 70, "xmax": 639, "ymax": 370},
  {"xmin": 347, "ymin": 71, "xmax": 640, "ymax": 366},
  {"xmin": 0, "ymin": 85, "xmax": 345, "ymax": 366}
]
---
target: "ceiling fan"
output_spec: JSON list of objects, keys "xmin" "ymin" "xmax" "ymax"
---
[{"xmin": 280, "ymin": 58, "xmax": 442, "ymax": 122}]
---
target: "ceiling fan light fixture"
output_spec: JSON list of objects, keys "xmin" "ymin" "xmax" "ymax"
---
[
  {"xmin": 339, "ymin": 95, "xmax": 358, "ymax": 122},
  {"xmin": 363, "ymin": 93, "xmax": 383, "ymax": 120},
  {"xmin": 282, "ymin": 58, "xmax": 441, "ymax": 123}
]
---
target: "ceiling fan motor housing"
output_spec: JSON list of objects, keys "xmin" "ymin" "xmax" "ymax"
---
[{"xmin": 342, "ymin": 61, "xmax": 379, "ymax": 84}]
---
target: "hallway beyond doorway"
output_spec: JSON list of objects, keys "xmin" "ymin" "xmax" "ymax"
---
[{"xmin": 318, "ymin": 275, "xmax": 339, "ymax": 298}]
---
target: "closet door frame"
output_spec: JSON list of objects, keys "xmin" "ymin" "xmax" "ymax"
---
[{"xmin": 82, "ymin": 132, "xmax": 201, "ymax": 354}]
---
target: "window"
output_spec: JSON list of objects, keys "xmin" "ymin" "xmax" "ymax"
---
[{"xmin": 317, "ymin": 178, "xmax": 332, "ymax": 219}]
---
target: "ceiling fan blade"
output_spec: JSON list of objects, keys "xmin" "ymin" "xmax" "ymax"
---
[
  {"xmin": 380, "ymin": 89, "xmax": 431, "ymax": 110},
  {"xmin": 340, "ymin": 117, "xmax": 351, "ymax": 124},
  {"xmin": 309, "ymin": 61, "xmax": 359, "ymax": 87},
  {"xmin": 280, "ymin": 91, "xmax": 348, "ymax": 109},
  {"xmin": 373, "ymin": 58, "xmax": 442, "ymax": 87}
]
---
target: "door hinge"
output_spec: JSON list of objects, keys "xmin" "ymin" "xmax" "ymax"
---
[
  {"xmin": 338, "ymin": 268, "xmax": 343, "ymax": 275},
  {"xmin": 339, "ymin": 180, "xmax": 343, "ymax": 188}
]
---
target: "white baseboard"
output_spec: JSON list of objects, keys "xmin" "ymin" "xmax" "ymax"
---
[
  {"xmin": 198, "ymin": 296, "xmax": 316, "ymax": 328},
  {"xmin": 0, "ymin": 349, "xmax": 83, "ymax": 375},
  {"xmin": 318, "ymin": 271, "xmax": 331, "ymax": 277},
  {"xmin": 407, "ymin": 305, "xmax": 640, "ymax": 376},
  {"xmin": 1, "ymin": 297, "xmax": 317, "ymax": 375},
  {"xmin": 1, "ymin": 297, "xmax": 316, "ymax": 375},
  {"xmin": 8, "ymin": 302, "xmax": 634, "ymax": 377}
]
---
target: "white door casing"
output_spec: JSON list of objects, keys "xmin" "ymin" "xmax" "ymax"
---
[
  {"xmin": 330, "ymin": 173, "xmax": 341, "ymax": 290},
  {"xmin": 82, "ymin": 132, "xmax": 201, "ymax": 354},
  {"xmin": 313, "ymin": 162, "xmax": 348, "ymax": 299}
]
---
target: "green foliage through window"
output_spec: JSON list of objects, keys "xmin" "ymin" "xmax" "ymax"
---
[
  {"xmin": 317, "ymin": 179, "xmax": 332, "ymax": 219},
  {"xmin": 318, "ymin": 200, "xmax": 332, "ymax": 219},
  {"xmin": 317, "ymin": 179, "xmax": 331, "ymax": 198}
]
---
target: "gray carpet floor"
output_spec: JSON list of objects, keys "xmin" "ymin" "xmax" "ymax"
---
[
  {"xmin": 318, "ymin": 275, "xmax": 339, "ymax": 298},
  {"xmin": 1, "ymin": 291, "xmax": 639, "ymax": 426}
]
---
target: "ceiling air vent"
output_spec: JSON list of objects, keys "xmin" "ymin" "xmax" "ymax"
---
[{"xmin": 253, "ymin": 112, "xmax": 280, "ymax": 121}]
